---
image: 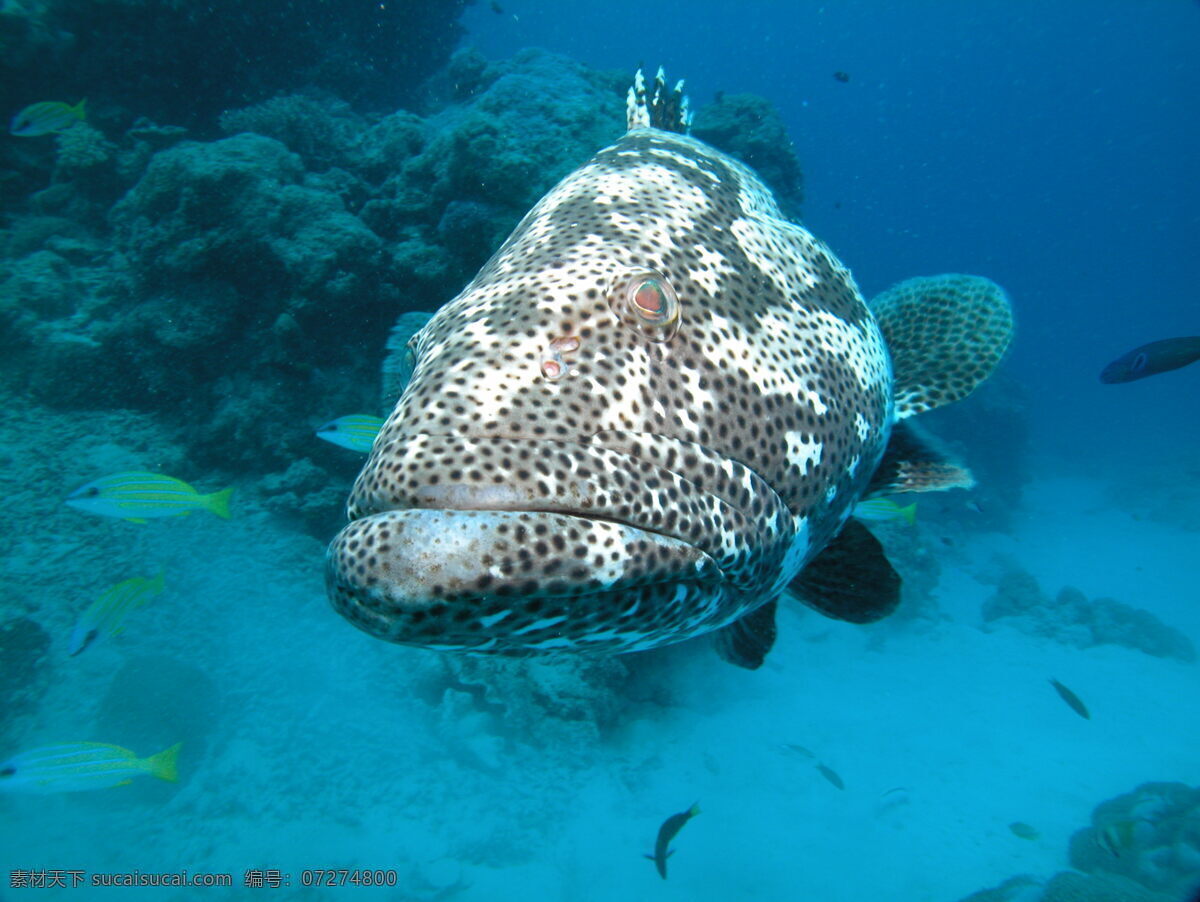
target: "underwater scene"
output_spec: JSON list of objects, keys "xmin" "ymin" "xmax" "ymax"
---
[{"xmin": 2, "ymin": 0, "xmax": 1198, "ymax": 899}]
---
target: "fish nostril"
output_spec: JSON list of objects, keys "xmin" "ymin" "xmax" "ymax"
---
[{"xmin": 540, "ymin": 335, "xmax": 580, "ymax": 380}]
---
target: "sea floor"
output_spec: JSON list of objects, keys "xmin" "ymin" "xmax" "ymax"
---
[{"xmin": 1, "ymin": 463, "xmax": 1197, "ymax": 901}]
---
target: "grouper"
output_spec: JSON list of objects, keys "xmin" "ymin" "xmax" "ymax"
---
[{"xmin": 325, "ymin": 69, "xmax": 1014, "ymax": 667}]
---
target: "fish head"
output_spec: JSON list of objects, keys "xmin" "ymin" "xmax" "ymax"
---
[
  {"xmin": 1100, "ymin": 347, "xmax": 1149, "ymax": 383},
  {"xmin": 326, "ymin": 129, "xmax": 892, "ymax": 654}
]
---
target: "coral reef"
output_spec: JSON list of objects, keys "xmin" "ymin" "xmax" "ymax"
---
[
  {"xmin": 956, "ymin": 781, "xmax": 1200, "ymax": 901},
  {"xmin": 1, "ymin": 0, "xmax": 472, "ymax": 129},
  {"xmin": 218, "ymin": 93, "xmax": 366, "ymax": 172},
  {"xmin": 419, "ymin": 654, "xmax": 635, "ymax": 764},
  {"xmin": 1068, "ymin": 781, "xmax": 1200, "ymax": 898},
  {"xmin": 980, "ymin": 563, "xmax": 1195, "ymax": 662},
  {"xmin": 54, "ymin": 122, "xmax": 115, "ymax": 172},
  {"xmin": 692, "ymin": 91, "xmax": 805, "ymax": 217},
  {"xmin": 958, "ymin": 871, "xmax": 1178, "ymax": 902},
  {"xmin": 0, "ymin": 616, "xmax": 51, "ymax": 740},
  {"xmin": 111, "ymin": 133, "xmax": 382, "ymax": 293}
]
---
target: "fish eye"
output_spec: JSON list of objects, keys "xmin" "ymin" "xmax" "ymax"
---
[
  {"xmin": 614, "ymin": 272, "xmax": 680, "ymax": 342},
  {"xmin": 84, "ymin": 487, "xmax": 101, "ymax": 497},
  {"xmin": 1131, "ymin": 352, "xmax": 1147, "ymax": 372}
]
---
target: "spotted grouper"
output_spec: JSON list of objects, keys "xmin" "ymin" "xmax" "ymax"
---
[{"xmin": 325, "ymin": 69, "xmax": 1014, "ymax": 667}]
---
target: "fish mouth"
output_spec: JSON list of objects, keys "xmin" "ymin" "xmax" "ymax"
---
[{"xmin": 326, "ymin": 433, "xmax": 786, "ymax": 651}]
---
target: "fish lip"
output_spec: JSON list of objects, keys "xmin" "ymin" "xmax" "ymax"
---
[
  {"xmin": 349, "ymin": 434, "xmax": 716, "ymax": 553},
  {"xmin": 326, "ymin": 507, "xmax": 725, "ymax": 650},
  {"xmin": 347, "ymin": 431, "xmax": 783, "ymax": 563},
  {"xmin": 385, "ymin": 481, "xmax": 691, "ymax": 547}
]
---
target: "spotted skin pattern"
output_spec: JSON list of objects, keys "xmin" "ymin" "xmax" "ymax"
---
[{"xmin": 326, "ymin": 125, "xmax": 893, "ymax": 655}]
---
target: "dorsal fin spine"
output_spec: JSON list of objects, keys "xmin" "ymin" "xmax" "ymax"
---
[{"xmin": 626, "ymin": 66, "xmax": 692, "ymax": 134}]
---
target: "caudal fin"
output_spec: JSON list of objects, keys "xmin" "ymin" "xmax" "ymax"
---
[
  {"xmin": 204, "ymin": 487, "xmax": 234, "ymax": 520},
  {"xmin": 145, "ymin": 742, "xmax": 182, "ymax": 783}
]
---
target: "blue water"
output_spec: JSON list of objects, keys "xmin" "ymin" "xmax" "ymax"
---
[{"xmin": 2, "ymin": 2, "xmax": 1198, "ymax": 900}]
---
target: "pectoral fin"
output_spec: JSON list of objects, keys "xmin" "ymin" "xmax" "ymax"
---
[
  {"xmin": 714, "ymin": 600, "xmax": 778, "ymax": 670},
  {"xmin": 790, "ymin": 519, "xmax": 900, "ymax": 623}
]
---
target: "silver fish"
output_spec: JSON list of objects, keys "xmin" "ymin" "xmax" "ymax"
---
[{"xmin": 325, "ymin": 68, "xmax": 1013, "ymax": 666}]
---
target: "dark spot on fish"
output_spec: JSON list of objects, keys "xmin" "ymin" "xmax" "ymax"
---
[
  {"xmin": 833, "ymin": 71, "xmax": 850, "ymax": 83},
  {"xmin": 0, "ymin": 766, "xmax": 14, "ymax": 777}
]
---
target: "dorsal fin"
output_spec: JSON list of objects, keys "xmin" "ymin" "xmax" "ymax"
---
[
  {"xmin": 870, "ymin": 274, "xmax": 1014, "ymax": 419},
  {"xmin": 626, "ymin": 67, "xmax": 692, "ymax": 134}
]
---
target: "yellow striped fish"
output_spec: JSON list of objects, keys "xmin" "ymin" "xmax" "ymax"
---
[
  {"xmin": 68, "ymin": 572, "xmax": 165, "ymax": 656},
  {"xmin": 315, "ymin": 414, "xmax": 385, "ymax": 453},
  {"xmin": 0, "ymin": 741, "xmax": 181, "ymax": 793},
  {"xmin": 65, "ymin": 472, "xmax": 233, "ymax": 523},
  {"xmin": 853, "ymin": 498, "xmax": 917, "ymax": 525},
  {"xmin": 9, "ymin": 99, "xmax": 86, "ymax": 136}
]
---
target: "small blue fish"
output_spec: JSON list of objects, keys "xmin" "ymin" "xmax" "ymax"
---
[
  {"xmin": 316, "ymin": 415, "xmax": 386, "ymax": 453},
  {"xmin": 65, "ymin": 472, "xmax": 233, "ymax": 523},
  {"xmin": 9, "ymin": 100, "xmax": 87, "ymax": 137},
  {"xmin": 68, "ymin": 572, "xmax": 165, "ymax": 656},
  {"xmin": 853, "ymin": 498, "xmax": 916, "ymax": 525},
  {"xmin": 0, "ymin": 741, "xmax": 180, "ymax": 793}
]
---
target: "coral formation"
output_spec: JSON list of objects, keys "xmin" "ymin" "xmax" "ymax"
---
[
  {"xmin": 1, "ymin": 0, "xmax": 472, "ymax": 129},
  {"xmin": 692, "ymin": 91, "xmax": 805, "ymax": 217},
  {"xmin": 0, "ymin": 616, "xmax": 51, "ymax": 740},
  {"xmin": 980, "ymin": 563, "xmax": 1195, "ymax": 662},
  {"xmin": 1068, "ymin": 781, "xmax": 1200, "ymax": 898},
  {"xmin": 958, "ymin": 871, "xmax": 1179, "ymax": 902},
  {"xmin": 54, "ymin": 122, "xmax": 114, "ymax": 172},
  {"xmin": 420, "ymin": 654, "xmax": 635, "ymax": 761},
  {"xmin": 111, "ymin": 133, "xmax": 381, "ymax": 293},
  {"xmin": 956, "ymin": 782, "xmax": 1200, "ymax": 901}
]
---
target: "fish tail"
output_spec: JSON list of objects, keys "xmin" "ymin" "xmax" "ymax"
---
[
  {"xmin": 688, "ymin": 802, "xmax": 701, "ymax": 817},
  {"xmin": 204, "ymin": 487, "xmax": 235, "ymax": 520},
  {"xmin": 145, "ymin": 742, "xmax": 182, "ymax": 783},
  {"xmin": 899, "ymin": 503, "xmax": 917, "ymax": 525}
]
